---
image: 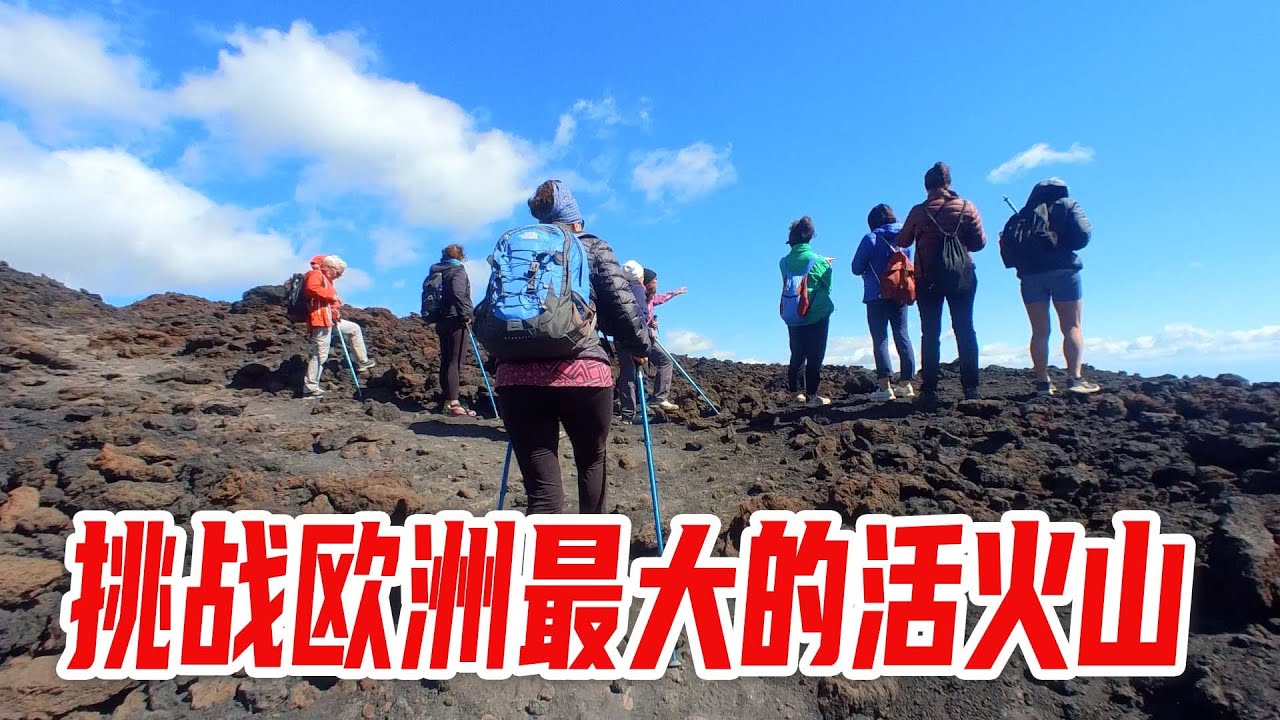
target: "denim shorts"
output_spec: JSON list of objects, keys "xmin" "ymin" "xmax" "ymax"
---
[{"xmin": 1020, "ymin": 269, "xmax": 1082, "ymax": 304}]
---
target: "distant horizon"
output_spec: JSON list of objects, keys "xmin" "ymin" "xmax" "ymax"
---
[{"xmin": 9, "ymin": 256, "xmax": 1271, "ymax": 384}]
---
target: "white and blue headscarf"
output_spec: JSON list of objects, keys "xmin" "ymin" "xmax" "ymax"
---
[{"xmin": 530, "ymin": 180, "xmax": 583, "ymax": 225}]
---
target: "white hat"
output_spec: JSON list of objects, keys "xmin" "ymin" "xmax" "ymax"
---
[{"xmin": 622, "ymin": 260, "xmax": 644, "ymax": 283}]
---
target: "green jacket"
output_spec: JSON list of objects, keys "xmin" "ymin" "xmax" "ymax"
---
[{"xmin": 781, "ymin": 243, "xmax": 834, "ymax": 324}]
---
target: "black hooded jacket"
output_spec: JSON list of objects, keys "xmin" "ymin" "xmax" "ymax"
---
[
  {"xmin": 1017, "ymin": 178, "xmax": 1093, "ymax": 277},
  {"xmin": 429, "ymin": 260, "xmax": 473, "ymax": 322}
]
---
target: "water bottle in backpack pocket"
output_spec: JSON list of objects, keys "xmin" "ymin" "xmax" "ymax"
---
[
  {"xmin": 473, "ymin": 223, "xmax": 597, "ymax": 360},
  {"xmin": 779, "ymin": 257, "xmax": 817, "ymax": 326}
]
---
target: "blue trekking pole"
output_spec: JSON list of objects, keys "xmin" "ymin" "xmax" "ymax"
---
[
  {"xmin": 636, "ymin": 369, "xmax": 681, "ymax": 667},
  {"xmin": 655, "ymin": 339, "xmax": 719, "ymax": 415},
  {"xmin": 467, "ymin": 328, "xmax": 501, "ymax": 420},
  {"xmin": 331, "ymin": 309, "xmax": 364, "ymax": 400},
  {"xmin": 497, "ymin": 441, "xmax": 513, "ymax": 510},
  {"xmin": 636, "ymin": 371, "xmax": 664, "ymax": 551}
]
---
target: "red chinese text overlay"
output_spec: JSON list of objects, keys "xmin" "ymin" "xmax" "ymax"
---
[{"xmin": 57, "ymin": 509, "xmax": 1195, "ymax": 681}]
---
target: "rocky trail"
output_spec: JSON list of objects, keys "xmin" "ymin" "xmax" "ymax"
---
[{"xmin": 1, "ymin": 259, "xmax": 1279, "ymax": 720}]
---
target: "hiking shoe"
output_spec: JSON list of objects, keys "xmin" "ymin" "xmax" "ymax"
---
[
  {"xmin": 1068, "ymin": 378, "xmax": 1101, "ymax": 395},
  {"xmin": 358, "ymin": 359, "xmax": 377, "ymax": 372},
  {"xmin": 963, "ymin": 388, "xmax": 982, "ymax": 401},
  {"xmin": 807, "ymin": 396, "xmax": 832, "ymax": 408},
  {"xmin": 897, "ymin": 383, "xmax": 915, "ymax": 399},
  {"xmin": 794, "ymin": 393, "xmax": 808, "ymax": 404},
  {"xmin": 869, "ymin": 388, "xmax": 895, "ymax": 402},
  {"xmin": 302, "ymin": 389, "xmax": 325, "ymax": 399},
  {"xmin": 657, "ymin": 400, "xmax": 679, "ymax": 411},
  {"xmin": 1036, "ymin": 381, "xmax": 1056, "ymax": 396}
]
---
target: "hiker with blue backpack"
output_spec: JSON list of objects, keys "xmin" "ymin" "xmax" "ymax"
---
[
  {"xmin": 897, "ymin": 162, "xmax": 987, "ymax": 402},
  {"xmin": 851, "ymin": 204, "xmax": 917, "ymax": 401},
  {"xmin": 422, "ymin": 244, "xmax": 478, "ymax": 416},
  {"xmin": 999, "ymin": 178, "xmax": 1101, "ymax": 396},
  {"xmin": 473, "ymin": 179, "xmax": 651, "ymax": 514},
  {"xmin": 779, "ymin": 215, "xmax": 835, "ymax": 407}
]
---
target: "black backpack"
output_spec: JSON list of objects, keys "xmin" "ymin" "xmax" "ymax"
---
[
  {"xmin": 284, "ymin": 273, "xmax": 309, "ymax": 323},
  {"xmin": 924, "ymin": 200, "xmax": 974, "ymax": 293},
  {"xmin": 421, "ymin": 267, "xmax": 446, "ymax": 324},
  {"xmin": 999, "ymin": 203, "xmax": 1058, "ymax": 271}
]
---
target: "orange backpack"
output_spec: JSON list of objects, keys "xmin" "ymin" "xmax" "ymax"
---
[{"xmin": 879, "ymin": 241, "xmax": 916, "ymax": 305}]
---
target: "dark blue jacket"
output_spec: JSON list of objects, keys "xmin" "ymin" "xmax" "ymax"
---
[
  {"xmin": 1017, "ymin": 179, "xmax": 1092, "ymax": 277},
  {"xmin": 850, "ymin": 223, "xmax": 910, "ymax": 303}
]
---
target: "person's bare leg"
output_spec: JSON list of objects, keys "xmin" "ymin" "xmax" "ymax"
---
[
  {"xmin": 1025, "ymin": 301, "xmax": 1052, "ymax": 382},
  {"xmin": 1055, "ymin": 300, "xmax": 1084, "ymax": 379}
]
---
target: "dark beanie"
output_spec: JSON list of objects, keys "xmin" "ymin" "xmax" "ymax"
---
[{"xmin": 643, "ymin": 268, "xmax": 656, "ymax": 285}]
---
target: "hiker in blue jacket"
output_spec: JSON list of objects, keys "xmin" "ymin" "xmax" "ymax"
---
[{"xmin": 851, "ymin": 204, "xmax": 916, "ymax": 401}]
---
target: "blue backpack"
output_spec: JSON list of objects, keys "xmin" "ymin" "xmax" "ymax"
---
[
  {"xmin": 779, "ymin": 257, "xmax": 817, "ymax": 326},
  {"xmin": 473, "ymin": 223, "xmax": 596, "ymax": 360}
]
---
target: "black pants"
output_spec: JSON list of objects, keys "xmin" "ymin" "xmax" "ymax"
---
[
  {"xmin": 436, "ymin": 318, "xmax": 466, "ymax": 403},
  {"xmin": 918, "ymin": 279, "xmax": 979, "ymax": 392},
  {"xmin": 498, "ymin": 385, "xmax": 613, "ymax": 514},
  {"xmin": 787, "ymin": 316, "xmax": 830, "ymax": 396}
]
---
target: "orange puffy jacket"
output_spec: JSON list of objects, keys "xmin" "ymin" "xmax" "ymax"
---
[{"xmin": 303, "ymin": 256, "xmax": 341, "ymax": 329}]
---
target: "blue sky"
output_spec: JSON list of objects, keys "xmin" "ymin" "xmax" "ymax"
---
[{"xmin": 0, "ymin": 0, "xmax": 1276, "ymax": 381}]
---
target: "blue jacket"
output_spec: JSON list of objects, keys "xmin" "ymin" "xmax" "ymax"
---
[{"xmin": 850, "ymin": 223, "xmax": 910, "ymax": 304}]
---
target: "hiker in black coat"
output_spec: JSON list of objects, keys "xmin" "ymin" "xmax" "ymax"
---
[{"xmin": 431, "ymin": 244, "xmax": 475, "ymax": 416}]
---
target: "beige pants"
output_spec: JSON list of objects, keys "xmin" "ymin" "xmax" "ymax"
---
[{"xmin": 303, "ymin": 320, "xmax": 369, "ymax": 393}]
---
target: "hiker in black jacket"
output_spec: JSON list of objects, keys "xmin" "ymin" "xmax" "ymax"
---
[{"xmin": 431, "ymin": 245, "xmax": 476, "ymax": 416}]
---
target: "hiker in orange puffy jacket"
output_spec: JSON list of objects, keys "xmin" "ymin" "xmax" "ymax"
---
[{"xmin": 301, "ymin": 254, "xmax": 376, "ymax": 398}]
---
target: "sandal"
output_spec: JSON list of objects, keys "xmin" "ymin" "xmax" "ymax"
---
[{"xmin": 444, "ymin": 404, "xmax": 476, "ymax": 417}]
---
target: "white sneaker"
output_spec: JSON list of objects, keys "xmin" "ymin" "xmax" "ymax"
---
[
  {"xmin": 897, "ymin": 383, "xmax": 915, "ymax": 399},
  {"xmin": 795, "ymin": 393, "xmax": 808, "ymax": 404},
  {"xmin": 869, "ymin": 388, "xmax": 895, "ymax": 402},
  {"xmin": 1068, "ymin": 378, "xmax": 1101, "ymax": 394},
  {"xmin": 807, "ymin": 396, "xmax": 832, "ymax": 407},
  {"xmin": 657, "ymin": 400, "xmax": 679, "ymax": 411}
]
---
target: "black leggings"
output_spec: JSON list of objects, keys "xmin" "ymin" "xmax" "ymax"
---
[
  {"xmin": 497, "ymin": 385, "xmax": 613, "ymax": 514},
  {"xmin": 436, "ymin": 318, "xmax": 466, "ymax": 403},
  {"xmin": 787, "ymin": 316, "xmax": 830, "ymax": 396}
]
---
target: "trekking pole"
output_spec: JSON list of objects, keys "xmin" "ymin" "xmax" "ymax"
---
[
  {"xmin": 1002, "ymin": 195, "xmax": 1018, "ymax": 213},
  {"xmin": 636, "ymin": 371, "xmax": 664, "ymax": 551},
  {"xmin": 636, "ymin": 369, "xmax": 682, "ymax": 668},
  {"xmin": 331, "ymin": 309, "xmax": 364, "ymax": 400},
  {"xmin": 497, "ymin": 441, "xmax": 513, "ymax": 510},
  {"xmin": 655, "ymin": 340, "xmax": 720, "ymax": 415},
  {"xmin": 467, "ymin": 328, "xmax": 501, "ymax": 420}
]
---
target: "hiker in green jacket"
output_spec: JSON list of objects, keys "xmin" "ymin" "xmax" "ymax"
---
[{"xmin": 780, "ymin": 216, "xmax": 835, "ymax": 407}]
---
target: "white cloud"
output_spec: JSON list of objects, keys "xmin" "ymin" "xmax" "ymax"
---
[
  {"xmin": 0, "ymin": 123, "xmax": 301, "ymax": 296},
  {"xmin": 371, "ymin": 226, "xmax": 420, "ymax": 271},
  {"xmin": 174, "ymin": 21, "xmax": 538, "ymax": 232},
  {"xmin": 553, "ymin": 113, "xmax": 576, "ymax": 148},
  {"xmin": 1087, "ymin": 323, "xmax": 1280, "ymax": 363},
  {"xmin": 632, "ymin": 142, "xmax": 736, "ymax": 204},
  {"xmin": 664, "ymin": 330, "xmax": 714, "ymax": 354},
  {"xmin": 462, "ymin": 258, "xmax": 490, "ymax": 302},
  {"xmin": 0, "ymin": 4, "xmax": 165, "ymax": 132},
  {"xmin": 660, "ymin": 329, "xmax": 735, "ymax": 360},
  {"xmin": 391, "ymin": 279, "xmax": 406, "ymax": 289},
  {"xmin": 988, "ymin": 142, "xmax": 1095, "ymax": 184}
]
